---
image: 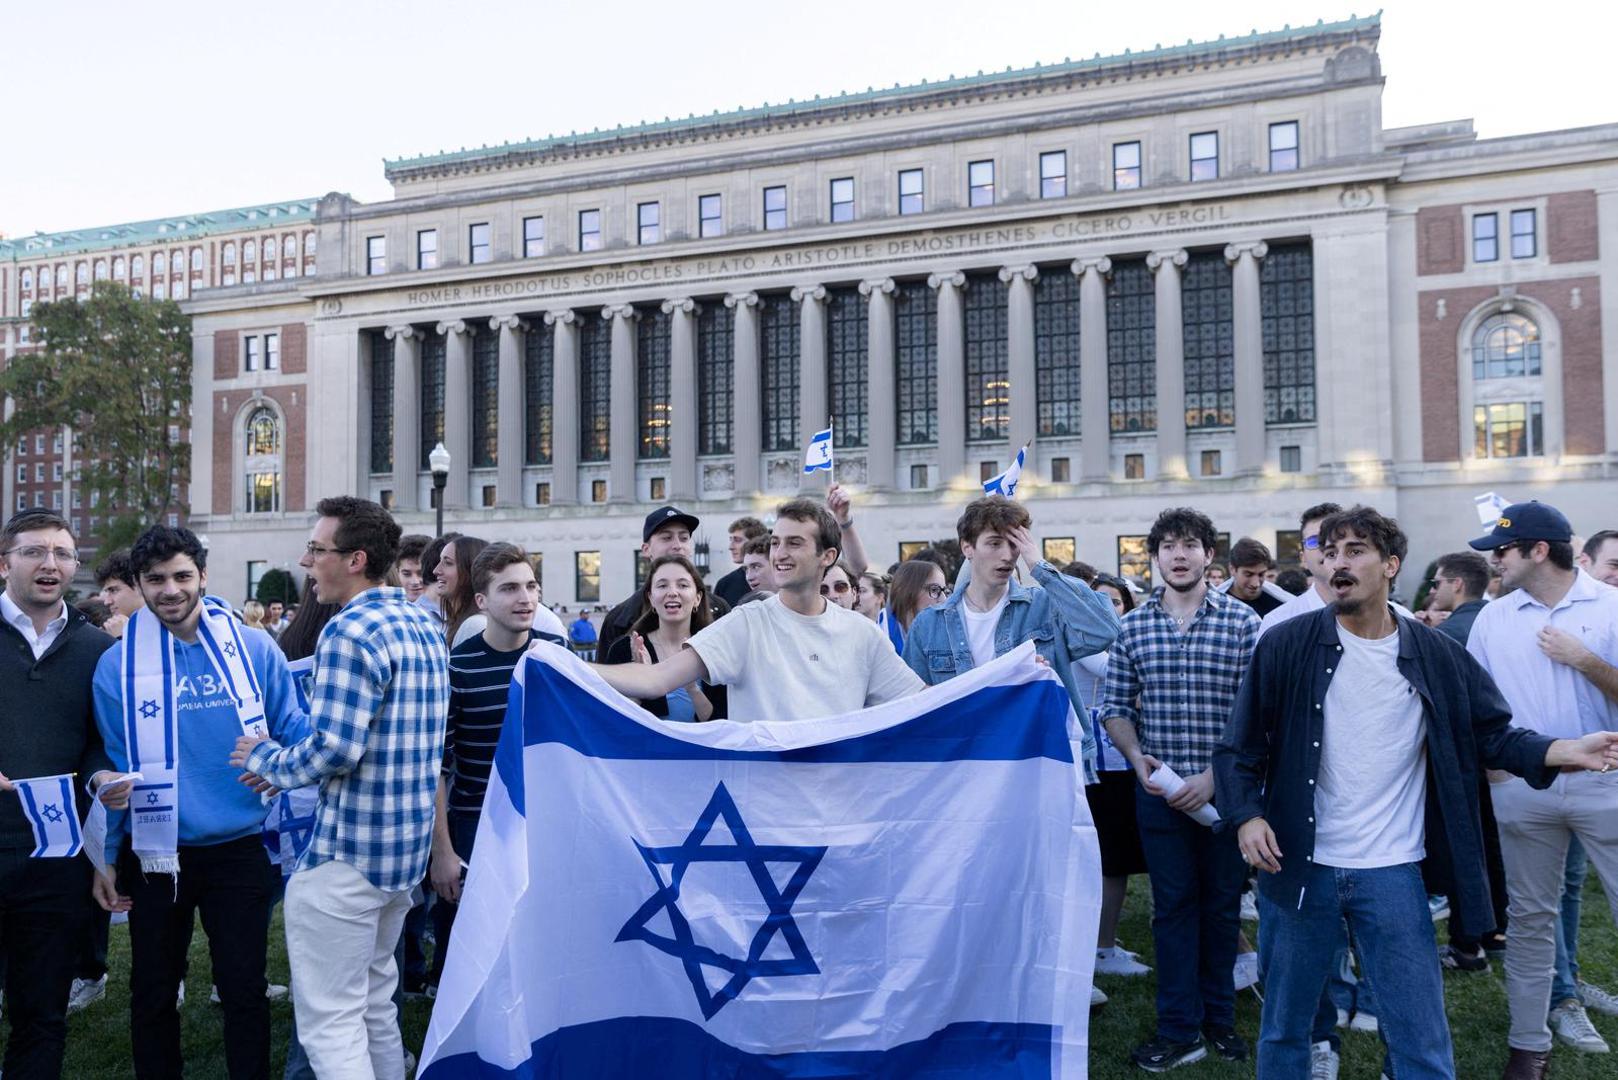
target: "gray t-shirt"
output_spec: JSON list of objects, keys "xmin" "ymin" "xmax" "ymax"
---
[{"xmin": 687, "ymin": 594, "xmax": 924, "ymax": 722}]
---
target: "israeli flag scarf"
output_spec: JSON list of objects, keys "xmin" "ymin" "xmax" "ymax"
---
[{"xmin": 123, "ymin": 595, "xmax": 267, "ymax": 876}]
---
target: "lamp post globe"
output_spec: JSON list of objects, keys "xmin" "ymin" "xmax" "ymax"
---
[{"xmin": 429, "ymin": 442, "xmax": 451, "ymax": 538}]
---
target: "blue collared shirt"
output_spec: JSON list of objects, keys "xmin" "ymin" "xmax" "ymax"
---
[
  {"xmin": 246, "ymin": 587, "xmax": 449, "ymax": 892},
  {"xmin": 903, "ymin": 560, "xmax": 1119, "ymax": 781}
]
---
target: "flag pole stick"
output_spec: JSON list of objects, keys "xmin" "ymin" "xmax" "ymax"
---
[{"xmin": 828, "ymin": 418, "xmax": 836, "ymax": 487}]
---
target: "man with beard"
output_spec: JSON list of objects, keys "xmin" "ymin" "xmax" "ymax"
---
[
  {"xmin": 1100, "ymin": 507, "xmax": 1260, "ymax": 1070},
  {"xmin": 1217, "ymin": 505, "xmax": 1618, "ymax": 1080},
  {"xmin": 91, "ymin": 525, "xmax": 307, "ymax": 1080}
]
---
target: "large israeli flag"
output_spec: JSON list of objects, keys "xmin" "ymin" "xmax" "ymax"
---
[{"xmin": 419, "ymin": 642, "xmax": 1100, "ymax": 1078}]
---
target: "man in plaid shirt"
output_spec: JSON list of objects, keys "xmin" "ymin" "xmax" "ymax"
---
[
  {"xmin": 233, "ymin": 496, "xmax": 449, "ymax": 1080},
  {"xmin": 1100, "ymin": 507, "xmax": 1260, "ymax": 1072}
]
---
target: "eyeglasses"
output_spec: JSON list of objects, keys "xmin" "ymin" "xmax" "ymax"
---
[
  {"xmin": 304, "ymin": 542, "xmax": 355, "ymax": 558},
  {"xmin": 923, "ymin": 584, "xmax": 948, "ymax": 600},
  {"xmin": 821, "ymin": 580, "xmax": 852, "ymax": 594},
  {"xmin": 1302, "ymin": 535, "xmax": 1321, "ymax": 551},
  {"xmin": 2, "ymin": 545, "xmax": 79, "ymax": 565}
]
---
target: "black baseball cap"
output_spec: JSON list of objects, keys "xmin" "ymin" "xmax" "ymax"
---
[
  {"xmin": 1468, "ymin": 500, "xmax": 1573, "ymax": 551},
  {"xmin": 642, "ymin": 505, "xmax": 700, "ymax": 544}
]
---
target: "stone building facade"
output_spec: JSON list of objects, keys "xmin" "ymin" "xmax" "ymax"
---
[{"xmin": 178, "ymin": 13, "xmax": 1617, "ymax": 603}]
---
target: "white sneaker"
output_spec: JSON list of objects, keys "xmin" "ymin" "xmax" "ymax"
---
[
  {"xmin": 1240, "ymin": 890, "xmax": 1259, "ymax": 922},
  {"xmin": 1551, "ymin": 999, "xmax": 1610, "ymax": 1053},
  {"xmin": 1427, "ymin": 894, "xmax": 1450, "ymax": 922},
  {"xmin": 1348, "ymin": 1010, "xmax": 1379, "ymax": 1033},
  {"xmin": 67, "ymin": 975, "xmax": 106, "ymax": 1013},
  {"xmin": 1090, "ymin": 985, "xmax": 1108, "ymax": 1009},
  {"xmin": 1233, "ymin": 951, "xmax": 1260, "ymax": 991},
  {"xmin": 404, "ymin": 1049, "xmax": 417, "ymax": 1076},
  {"xmin": 209, "ymin": 984, "xmax": 221, "ymax": 1005},
  {"xmin": 176, "ymin": 980, "xmax": 186, "ymax": 1008},
  {"xmin": 1335, "ymin": 1007, "xmax": 1350, "ymax": 1029},
  {"xmin": 1095, "ymin": 946, "xmax": 1152, "ymax": 977},
  {"xmin": 1581, "ymin": 980, "xmax": 1618, "ymax": 1018},
  {"xmin": 1309, "ymin": 1040, "xmax": 1340, "ymax": 1080},
  {"xmin": 266, "ymin": 983, "xmax": 288, "ymax": 1002}
]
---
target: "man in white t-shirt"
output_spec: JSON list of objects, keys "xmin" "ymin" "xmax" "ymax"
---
[
  {"xmin": 589, "ymin": 499, "xmax": 922, "ymax": 722},
  {"xmin": 1258, "ymin": 502, "xmax": 1342, "ymax": 639}
]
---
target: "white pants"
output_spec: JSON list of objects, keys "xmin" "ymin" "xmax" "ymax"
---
[{"xmin": 285, "ymin": 859, "xmax": 415, "ymax": 1080}]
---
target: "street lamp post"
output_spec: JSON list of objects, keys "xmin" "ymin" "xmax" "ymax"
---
[{"xmin": 429, "ymin": 442, "xmax": 451, "ymax": 539}]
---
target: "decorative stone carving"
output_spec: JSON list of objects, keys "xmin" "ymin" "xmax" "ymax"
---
[
  {"xmin": 701, "ymin": 462, "xmax": 735, "ymax": 494},
  {"xmin": 997, "ymin": 265, "xmax": 1039, "ymax": 283},
  {"xmin": 858, "ymin": 278, "xmax": 896, "ymax": 297},
  {"xmin": 542, "ymin": 309, "xmax": 576, "ymax": 326},
  {"xmin": 1146, "ymin": 249, "xmax": 1189, "ymax": 272},
  {"xmin": 1339, "ymin": 186, "xmax": 1374, "ymax": 210},
  {"xmin": 766, "ymin": 457, "xmax": 797, "ymax": 492},
  {"xmin": 926, "ymin": 270, "xmax": 965, "ymax": 290},
  {"xmin": 838, "ymin": 455, "xmax": 868, "ymax": 485},
  {"xmin": 1070, "ymin": 255, "xmax": 1112, "ymax": 278},
  {"xmin": 1222, "ymin": 241, "xmax": 1268, "ymax": 265},
  {"xmin": 789, "ymin": 284, "xmax": 827, "ymax": 303}
]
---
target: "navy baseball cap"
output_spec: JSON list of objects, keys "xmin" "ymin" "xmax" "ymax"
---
[
  {"xmin": 1468, "ymin": 500, "xmax": 1572, "ymax": 551},
  {"xmin": 642, "ymin": 505, "xmax": 700, "ymax": 543}
]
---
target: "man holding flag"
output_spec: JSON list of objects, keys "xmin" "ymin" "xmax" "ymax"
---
[
  {"xmin": 0, "ymin": 509, "xmax": 127, "ymax": 1080},
  {"xmin": 90, "ymin": 524, "xmax": 307, "ymax": 1080}
]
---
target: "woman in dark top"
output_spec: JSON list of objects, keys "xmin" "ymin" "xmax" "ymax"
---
[{"xmin": 602, "ymin": 555, "xmax": 726, "ymax": 721}]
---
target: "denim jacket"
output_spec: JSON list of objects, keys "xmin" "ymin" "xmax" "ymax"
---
[{"xmin": 903, "ymin": 561, "xmax": 1120, "ymax": 782}]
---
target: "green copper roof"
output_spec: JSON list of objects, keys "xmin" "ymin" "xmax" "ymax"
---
[
  {"xmin": 384, "ymin": 12, "xmax": 1381, "ymax": 178},
  {"xmin": 0, "ymin": 198, "xmax": 322, "ymax": 261}
]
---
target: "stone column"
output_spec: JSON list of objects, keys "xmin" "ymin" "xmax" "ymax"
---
[
  {"xmin": 792, "ymin": 284, "xmax": 828, "ymax": 490},
  {"xmin": 1071, "ymin": 257, "xmax": 1111, "ymax": 482},
  {"xmin": 606, "ymin": 304, "xmax": 638, "ymax": 503},
  {"xmin": 492, "ymin": 314, "xmax": 524, "ymax": 507},
  {"xmin": 859, "ymin": 277, "xmax": 897, "ymax": 492},
  {"xmin": 1000, "ymin": 264, "xmax": 1039, "ymax": 456},
  {"xmin": 1146, "ymin": 248, "xmax": 1189, "ymax": 481},
  {"xmin": 1226, "ymin": 240, "xmax": 1270, "ymax": 476},
  {"xmin": 662, "ymin": 298, "xmax": 698, "ymax": 503},
  {"xmin": 384, "ymin": 325, "xmax": 419, "ymax": 510},
  {"xmin": 544, "ymin": 310, "xmax": 579, "ymax": 506},
  {"xmin": 437, "ymin": 319, "xmax": 471, "ymax": 509},
  {"xmin": 725, "ymin": 292, "xmax": 761, "ymax": 494},
  {"xmin": 927, "ymin": 270, "xmax": 966, "ymax": 485}
]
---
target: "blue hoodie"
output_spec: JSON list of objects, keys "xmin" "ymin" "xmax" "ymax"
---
[{"xmin": 93, "ymin": 622, "xmax": 309, "ymax": 863}]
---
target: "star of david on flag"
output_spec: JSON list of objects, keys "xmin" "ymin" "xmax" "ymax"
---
[
  {"xmin": 11, "ymin": 774, "xmax": 84, "ymax": 859},
  {"xmin": 417, "ymin": 642, "xmax": 1101, "ymax": 1079},
  {"xmin": 984, "ymin": 442, "xmax": 1029, "ymax": 498}
]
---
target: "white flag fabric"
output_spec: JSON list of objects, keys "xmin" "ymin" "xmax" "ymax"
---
[
  {"xmin": 1474, "ymin": 491, "xmax": 1511, "ymax": 526},
  {"xmin": 418, "ymin": 642, "xmax": 1100, "ymax": 1078},
  {"xmin": 13, "ymin": 773, "xmax": 84, "ymax": 859},
  {"xmin": 802, "ymin": 426, "xmax": 833, "ymax": 473},
  {"xmin": 983, "ymin": 444, "xmax": 1027, "ymax": 497}
]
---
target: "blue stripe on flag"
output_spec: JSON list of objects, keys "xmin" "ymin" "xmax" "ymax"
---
[
  {"xmin": 515, "ymin": 657, "xmax": 1073, "ymax": 765},
  {"xmin": 420, "ymin": 1017, "xmax": 1054, "ymax": 1078}
]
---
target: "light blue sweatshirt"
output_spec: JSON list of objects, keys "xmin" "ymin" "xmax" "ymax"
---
[{"xmin": 93, "ymin": 623, "xmax": 309, "ymax": 864}]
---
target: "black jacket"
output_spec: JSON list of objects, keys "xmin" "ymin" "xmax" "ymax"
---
[
  {"xmin": 0, "ymin": 604, "xmax": 115, "ymax": 855},
  {"xmin": 598, "ymin": 591, "xmax": 730, "ymax": 661},
  {"xmin": 713, "ymin": 566, "xmax": 751, "ymax": 609},
  {"xmin": 1213, "ymin": 603, "xmax": 1555, "ymax": 936},
  {"xmin": 1436, "ymin": 598, "xmax": 1487, "ymax": 647}
]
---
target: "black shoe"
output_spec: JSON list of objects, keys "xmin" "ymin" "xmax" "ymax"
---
[
  {"xmin": 1481, "ymin": 931, "xmax": 1508, "ymax": 955},
  {"xmin": 1202, "ymin": 1027, "xmax": 1249, "ymax": 1062},
  {"xmin": 1130, "ymin": 1036, "xmax": 1208, "ymax": 1072},
  {"xmin": 402, "ymin": 974, "xmax": 431, "ymax": 999},
  {"xmin": 1439, "ymin": 943, "xmax": 1490, "ymax": 972}
]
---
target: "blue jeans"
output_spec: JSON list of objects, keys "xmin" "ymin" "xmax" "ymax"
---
[
  {"xmin": 1135, "ymin": 788, "xmax": 1246, "ymax": 1042},
  {"xmin": 1551, "ymin": 837, "xmax": 1587, "ymax": 1006},
  {"xmin": 1326, "ymin": 939, "xmax": 1382, "ymax": 1019},
  {"xmin": 1258, "ymin": 862, "xmax": 1453, "ymax": 1079}
]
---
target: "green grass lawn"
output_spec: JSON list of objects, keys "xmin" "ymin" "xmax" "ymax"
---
[{"xmin": 6, "ymin": 878, "xmax": 1613, "ymax": 1077}]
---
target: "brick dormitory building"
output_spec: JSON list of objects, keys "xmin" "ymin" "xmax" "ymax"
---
[{"xmin": 5, "ymin": 13, "xmax": 1617, "ymax": 602}]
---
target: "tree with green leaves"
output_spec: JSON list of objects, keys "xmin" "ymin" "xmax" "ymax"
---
[
  {"xmin": 0, "ymin": 282, "xmax": 191, "ymax": 550},
  {"xmin": 255, "ymin": 567, "xmax": 298, "ymax": 607}
]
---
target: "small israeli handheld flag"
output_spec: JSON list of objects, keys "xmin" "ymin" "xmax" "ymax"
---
[
  {"xmin": 1474, "ymin": 491, "xmax": 1511, "ymax": 527},
  {"xmin": 983, "ymin": 442, "xmax": 1028, "ymax": 497},
  {"xmin": 803, "ymin": 425, "xmax": 834, "ymax": 473},
  {"xmin": 13, "ymin": 773, "xmax": 84, "ymax": 859}
]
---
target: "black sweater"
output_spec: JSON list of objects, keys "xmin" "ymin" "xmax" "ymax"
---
[{"xmin": 0, "ymin": 604, "xmax": 115, "ymax": 855}]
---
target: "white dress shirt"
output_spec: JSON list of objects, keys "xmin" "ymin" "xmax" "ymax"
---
[{"xmin": 0, "ymin": 591, "xmax": 70, "ymax": 659}]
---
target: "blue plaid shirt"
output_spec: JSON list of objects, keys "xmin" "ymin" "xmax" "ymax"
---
[
  {"xmin": 1100, "ymin": 586, "xmax": 1259, "ymax": 777},
  {"xmin": 245, "ymin": 587, "xmax": 449, "ymax": 892}
]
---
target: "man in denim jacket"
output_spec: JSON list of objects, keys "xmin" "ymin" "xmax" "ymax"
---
[{"xmin": 903, "ymin": 496, "xmax": 1119, "ymax": 780}]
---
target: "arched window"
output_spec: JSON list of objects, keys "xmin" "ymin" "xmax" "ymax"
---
[
  {"xmin": 55, "ymin": 264, "xmax": 68, "ymax": 286},
  {"xmin": 283, "ymin": 235, "xmax": 297, "ymax": 259},
  {"xmin": 222, "ymin": 242, "xmax": 236, "ymax": 266},
  {"xmin": 244, "ymin": 240, "xmax": 257, "ymax": 263},
  {"xmin": 94, "ymin": 260, "xmax": 108, "ymax": 280},
  {"xmin": 243, "ymin": 406, "xmax": 282, "ymax": 514},
  {"xmin": 75, "ymin": 262, "xmax": 89, "ymax": 284},
  {"xmin": 303, "ymin": 231, "xmax": 316, "ymax": 256},
  {"xmin": 130, "ymin": 255, "xmax": 144, "ymax": 278},
  {"xmin": 1472, "ymin": 313, "xmax": 1541, "ymax": 380},
  {"xmin": 153, "ymin": 252, "xmax": 166, "ymax": 273},
  {"xmin": 190, "ymin": 247, "xmax": 204, "ymax": 272},
  {"xmin": 20, "ymin": 269, "xmax": 32, "ymax": 290},
  {"xmin": 112, "ymin": 256, "xmax": 126, "ymax": 279}
]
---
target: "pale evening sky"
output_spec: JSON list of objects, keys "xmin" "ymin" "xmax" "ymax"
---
[{"xmin": 2, "ymin": 0, "xmax": 1611, "ymax": 238}]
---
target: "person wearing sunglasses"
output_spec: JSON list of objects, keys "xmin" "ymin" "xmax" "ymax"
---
[{"xmin": 819, "ymin": 561, "xmax": 858, "ymax": 611}]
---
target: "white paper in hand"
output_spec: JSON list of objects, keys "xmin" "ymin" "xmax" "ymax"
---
[
  {"xmin": 1149, "ymin": 764, "xmax": 1220, "ymax": 827},
  {"xmin": 83, "ymin": 771, "xmax": 142, "ymax": 876}
]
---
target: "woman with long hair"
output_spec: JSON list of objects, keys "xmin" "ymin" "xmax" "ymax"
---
[
  {"xmin": 241, "ymin": 600, "xmax": 267, "ymax": 630},
  {"xmin": 276, "ymin": 580, "xmax": 343, "ymax": 662},
  {"xmin": 602, "ymin": 555, "xmax": 725, "ymax": 721},
  {"xmin": 884, "ymin": 559, "xmax": 949, "ymax": 654},
  {"xmin": 435, "ymin": 535, "xmax": 489, "ymax": 646}
]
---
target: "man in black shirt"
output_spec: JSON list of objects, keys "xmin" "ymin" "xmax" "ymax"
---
[
  {"xmin": 1429, "ymin": 551, "xmax": 1490, "ymax": 648},
  {"xmin": 597, "ymin": 507, "xmax": 728, "ymax": 658},
  {"xmin": 712, "ymin": 516, "xmax": 767, "ymax": 608},
  {"xmin": 1227, "ymin": 537, "xmax": 1285, "ymax": 617}
]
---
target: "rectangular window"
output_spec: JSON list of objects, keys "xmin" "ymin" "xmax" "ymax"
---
[
  {"xmin": 524, "ymin": 323, "xmax": 553, "ymax": 465},
  {"xmin": 471, "ymin": 325, "xmax": 499, "ymax": 468},
  {"xmin": 898, "ymin": 540, "xmax": 930, "ymax": 563},
  {"xmin": 244, "ymin": 335, "xmax": 261, "ymax": 371},
  {"xmin": 759, "ymin": 293, "xmax": 800, "ymax": 451},
  {"xmin": 1269, "ymin": 121, "xmax": 1300, "ymax": 172},
  {"xmin": 964, "ymin": 272, "xmax": 1009, "ymax": 441},
  {"xmin": 649, "ymin": 477, "xmax": 666, "ymax": 502},
  {"xmin": 419, "ymin": 332, "xmax": 447, "ymax": 468},
  {"xmin": 827, "ymin": 287, "xmax": 868, "ymax": 447},
  {"xmin": 1200, "ymin": 449, "xmax": 1222, "ymax": 477},
  {"xmin": 697, "ymin": 301, "xmax": 733, "ymax": 454},
  {"xmin": 575, "ymin": 551, "xmax": 601, "ymax": 603},
  {"xmin": 535, "ymin": 481, "xmax": 551, "ymax": 506},
  {"xmin": 369, "ymin": 332, "xmax": 394, "ymax": 474},
  {"xmin": 898, "ymin": 168, "xmax": 924, "ymax": 215},
  {"xmin": 895, "ymin": 280, "xmax": 937, "ymax": 444},
  {"xmin": 468, "ymin": 223, "xmax": 492, "ymax": 264},
  {"xmin": 1043, "ymin": 538, "xmax": 1076, "ymax": 566},
  {"xmin": 1261, "ymin": 241, "xmax": 1317, "ymax": 424},
  {"xmin": 1124, "ymin": 453, "xmax": 1145, "ymax": 480},
  {"xmin": 366, "ymin": 236, "xmax": 386, "ymax": 275},
  {"xmin": 698, "ymin": 194, "xmax": 723, "ymax": 238},
  {"xmin": 579, "ymin": 209, "xmax": 603, "ymax": 252},
  {"xmin": 1039, "ymin": 151, "xmax": 1067, "ymax": 198},
  {"xmin": 980, "ymin": 461, "xmax": 997, "ymax": 483},
  {"xmin": 1107, "ymin": 260, "xmax": 1156, "ymax": 433},
  {"xmin": 1035, "ymin": 271, "xmax": 1082, "ymax": 437},
  {"xmin": 968, "ymin": 160, "xmax": 995, "ymax": 207},
  {"xmin": 523, "ymin": 216, "xmax": 545, "ymax": 258},
  {"xmin": 1473, "ymin": 213, "xmax": 1499, "ymax": 262},
  {"xmin": 636, "ymin": 308, "xmax": 672, "ymax": 458},
  {"xmin": 264, "ymin": 332, "xmax": 280, "ymax": 371},
  {"xmin": 1190, "ymin": 132, "xmax": 1219, "ymax": 181},
  {"xmin": 415, "ymin": 229, "xmax": 437, "ymax": 270},
  {"xmin": 1113, "ymin": 142, "xmax": 1142, "ymax": 190},
  {"xmin": 481, "ymin": 485, "xmax": 497, "ymax": 508},
  {"xmin": 579, "ymin": 316, "xmax": 610, "ymax": 461},
  {"xmin": 1117, "ymin": 535, "xmax": 1152, "ymax": 585},
  {"xmin": 1279, "ymin": 445, "xmax": 1302, "ymax": 473},
  {"xmin": 1276, "ymin": 530, "xmax": 1303, "ymax": 570},
  {"xmin": 830, "ymin": 178, "xmax": 855, "ymax": 223},
  {"xmin": 1182, "ymin": 252, "xmax": 1235, "ymax": 429},
  {"xmin": 1511, "ymin": 209, "xmax": 1537, "ymax": 259},
  {"xmin": 763, "ymin": 186, "xmax": 787, "ymax": 231},
  {"xmin": 636, "ymin": 202, "xmax": 660, "ymax": 246},
  {"xmin": 591, "ymin": 479, "xmax": 607, "ymax": 503},
  {"xmin": 1050, "ymin": 457, "xmax": 1070, "ymax": 483},
  {"xmin": 1474, "ymin": 401, "xmax": 1544, "ymax": 459},
  {"xmin": 909, "ymin": 464, "xmax": 929, "ymax": 490}
]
